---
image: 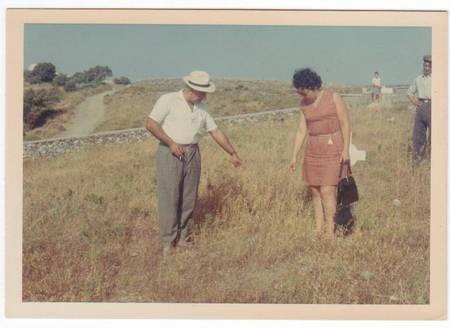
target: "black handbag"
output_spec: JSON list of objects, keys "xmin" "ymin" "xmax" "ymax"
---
[
  {"xmin": 336, "ymin": 160, "xmax": 359, "ymax": 206},
  {"xmin": 334, "ymin": 160, "xmax": 358, "ymax": 232},
  {"xmin": 335, "ymin": 204, "xmax": 354, "ymax": 231}
]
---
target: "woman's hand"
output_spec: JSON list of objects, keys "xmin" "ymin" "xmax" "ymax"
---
[
  {"xmin": 340, "ymin": 150, "xmax": 350, "ymax": 163},
  {"xmin": 289, "ymin": 159, "xmax": 297, "ymax": 172}
]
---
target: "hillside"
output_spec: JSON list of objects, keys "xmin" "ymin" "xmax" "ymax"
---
[
  {"xmin": 94, "ymin": 79, "xmax": 300, "ymax": 133},
  {"xmin": 96, "ymin": 79, "xmax": 368, "ymax": 134},
  {"xmin": 24, "ymin": 78, "xmax": 368, "ymax": 140}
]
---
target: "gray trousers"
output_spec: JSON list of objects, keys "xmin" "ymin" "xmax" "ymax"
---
[
  {"xmin": 412, "ymin": 101, "xmax": 431, "ymax": 160},
  {"xmin": 156, "ymin": 143, "xmax": 201, "ymax": 246}
]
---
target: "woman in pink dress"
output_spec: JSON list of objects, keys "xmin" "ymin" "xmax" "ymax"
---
[{"xmin": 289, "ymin": 68, "xmax": 351, "ymax": 237}]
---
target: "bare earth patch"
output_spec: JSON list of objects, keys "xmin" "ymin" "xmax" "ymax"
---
[{"xmin": 58, "ymin": 90, "xmax": 116, "ymax": 138}]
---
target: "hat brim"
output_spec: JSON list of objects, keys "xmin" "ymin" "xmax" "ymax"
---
[{"xmin": 183, "ymin": 76, "xmax": 216, "ymax": 93}]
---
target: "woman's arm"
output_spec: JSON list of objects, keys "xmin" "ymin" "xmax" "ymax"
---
[
  {"xmin": 333, "ymin": 92, "xmax": 351, "ymax": 162},
  {"xmin": 289, "ymin": 111, "xmax": 307, "ymax": 172}
]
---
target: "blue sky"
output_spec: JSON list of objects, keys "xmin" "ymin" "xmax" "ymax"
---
[{"xmin": 24, "ymin": 24, "xmax": 430, "ymax": 86}]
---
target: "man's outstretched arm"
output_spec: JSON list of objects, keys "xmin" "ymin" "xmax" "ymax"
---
[{"xmin": 209, "ymin": 128, "xmax": 242, "ymax": 167}]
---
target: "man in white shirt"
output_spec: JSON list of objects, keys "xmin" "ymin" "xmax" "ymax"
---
[
  {"xmin": 407, "ymin": 55, "xmax": 432, "ymax": 164},
  {"xmin": 371, "ymin": 71, "xmax": 382, "ymax": 102},
  {"xmin": 145, "ymin": 71, "xmax": 242, "ymax": 256}
]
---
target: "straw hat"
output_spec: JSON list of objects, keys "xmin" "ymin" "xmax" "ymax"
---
[{"xmin": 183, "ymin": 71, "xmax": 216, "ymax": 93}]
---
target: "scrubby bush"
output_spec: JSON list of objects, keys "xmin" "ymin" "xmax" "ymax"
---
[
  {"xmin": 23, "ymin": 88, "xmax": 61, "ymax": 129},
  {"xmin": 70, "ymin": 72, "xmax": 87, "ymax": 84},
  {"xmin": 53, "ymin": 74, "xmax": 68, "ymax": 87},
  {"xmin": 26, "ymin": 74, "xmax": 42, "ymax": 85},
  {"xmin": 114, "ymin": 76, "xmax": 131, "ymax": 85},
  {"xmin": 64, "ymin": 80, "xmax": 77, "ymax": 92}
]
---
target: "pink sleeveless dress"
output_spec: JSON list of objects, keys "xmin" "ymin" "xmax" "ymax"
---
[{"xmin": 301, "ymin": 88, "xmax": 343, "ymax": 186}]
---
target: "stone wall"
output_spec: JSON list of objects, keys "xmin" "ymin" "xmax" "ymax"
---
[
  {"xmin": 23, "ymin": 108, "xmax": 299, "ymax": 159},
  {"xmin": 24, "ymin": 93, "xmax": 399, "ymax": 159}
]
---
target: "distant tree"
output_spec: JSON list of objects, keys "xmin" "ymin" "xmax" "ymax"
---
[
  {"xmin": 28, "ymin": 62, "xmax": 56, "ymax": 83},
  {"xmin": 64, "ymin": 80, "xmax": 77, "ymax": 92},
  {"xmin": 24, "ymin": 69, "xmax": 41, "ymax": 84},
  {"xmin": 68, "ymin": 66, "xmax": 112, "ymax": 85},
  {"xmin": 70, "ymin": 72, "xmax": 87, "ymax": 84},
  {"xmin": 84, "ymin": 65, "xmax": 113, "ymax": 83},
  {"xmin": 114, "ymin": 76, "xmax": 131, "ymax": 85},
  {"xmin": 53, "ymin": 74, "xmax": 68, "ymax": 86}
]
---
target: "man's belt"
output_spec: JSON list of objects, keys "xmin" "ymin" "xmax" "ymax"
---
[
  {"xmin": 160, "ymin": 142, "xmax": 198, "ymax": 149},
  {"xmin": 179, "ymin": 143, "xmax": 198, "ymax": 149},
  {"xmin": 418, "ymin": 98, "xmax": 431, "ymax": 103}
]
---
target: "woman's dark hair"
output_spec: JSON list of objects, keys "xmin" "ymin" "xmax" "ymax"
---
[{"xmin": 292, "ymin": 68, "xmax": 322, "ymax": 90}]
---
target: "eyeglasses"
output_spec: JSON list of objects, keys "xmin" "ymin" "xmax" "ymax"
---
[{"xmin": 192, "ymin": 90, "xmax": 206, "ymax": 98}]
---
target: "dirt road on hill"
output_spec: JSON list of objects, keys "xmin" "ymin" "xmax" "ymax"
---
[{"xmin": 58, "ymin": 90, "xmax": 115, "ymax": 138}]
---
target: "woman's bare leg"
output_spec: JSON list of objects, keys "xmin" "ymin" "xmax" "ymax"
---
[
  {"xmin": 310, "ymin": 186, "xmax": 324, "ymax": 235},
  {"xmin": 320, "ymin": 185, "xmax": 337, "ymax": 236}
]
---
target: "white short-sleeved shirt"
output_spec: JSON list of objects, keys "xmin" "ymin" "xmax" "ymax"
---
[
  {"xmin": 149, "ymin": 90, "xmax": 218, "ymax": 144},
  {"xmin": 407, "ymin": 74, "xmax": 432, "ymax": 100},
  {"xmin": 372, "ymin": 77, "xmax": 381, "ymax": 88}
]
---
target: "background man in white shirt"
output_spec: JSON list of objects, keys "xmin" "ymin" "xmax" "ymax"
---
[
  {"xmin": 371, "ymin": 71, "xmax": 382, "ymax": 103},
  {"xmin": 145, "ymin": 71, "xmax": 242, "ymax": 256},
  {"xmin": 407, "ymin": 55, "xmax": 432, "ymax": 164}
]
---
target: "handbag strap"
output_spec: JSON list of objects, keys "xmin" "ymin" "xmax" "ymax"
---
[{"xmin": 338, "ymin": 160, "xmax": 352, "ymax": 178}]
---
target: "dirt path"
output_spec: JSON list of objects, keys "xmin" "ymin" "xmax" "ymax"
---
[{"xmin": 58, "ymin": 90, "xmax": 115, "ymax": 138}]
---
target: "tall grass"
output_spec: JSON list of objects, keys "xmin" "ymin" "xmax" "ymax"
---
[{"xmin": 23, "ymin": 98, "xmax": 430, "ymax": 303}]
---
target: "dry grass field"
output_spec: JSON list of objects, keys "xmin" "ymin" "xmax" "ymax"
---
[{"xmin": 22, "ymin": 94, "xmax": 430, "ymax": 304}]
